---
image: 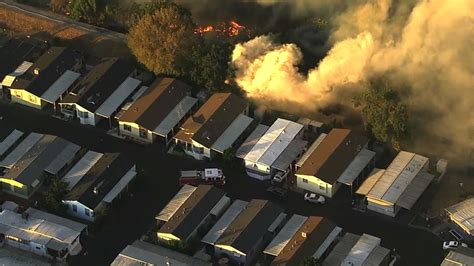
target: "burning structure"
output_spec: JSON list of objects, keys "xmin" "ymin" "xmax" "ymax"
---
[{"xmin": 195, "ymin": 20, "xmax": 250, "ymax": 37}]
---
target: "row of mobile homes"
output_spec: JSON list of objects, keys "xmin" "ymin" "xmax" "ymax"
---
[
  {"xmin": 295, "ymin": 129, "xmax": 372, "ymax": 198},
  {"xmin": 356, "ymin": 151, "xmax": 433, "ymax": 217},
  {"xmin": 263, "ymin": 215, "xmax": 342, "ymax": 265},
  {"xmin": 0, "ymin": 134, "xmax": 81, "ymax": 199},
  {"xmin": 62, "ymin": 153, "xmax": 136, "ymax": 221},
  {"xmin": 0, "ymin": 207, "xmax": 87, "ymax": 261},
  {"xmin": 174, "ymin": 93, "xmax": 253, "ymax": 160},
  {"xmin": 239, "ymin": 119, "xmax": 305, "ymax": 180},
  {"xmin": 9, "ymin": 47, "xmax": 82, "ymax": 110},
  {"xmin": 156, "ymin": 185, "xmax": 229, "ymax": 244},
  {"xmin": 118, "ymin": 78, "xmax": 197, "ymax": 144},
  {"xmin": 59, "ymin": 58, "xmax": 140, "ymax": 126}
]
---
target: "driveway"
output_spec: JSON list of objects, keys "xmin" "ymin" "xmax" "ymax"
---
[{"xmin": 0, "ymin": 101, "xmax": 446, "ymax": 265}]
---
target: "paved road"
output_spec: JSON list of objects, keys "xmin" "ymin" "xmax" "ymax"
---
[
  {"xmin": 0, "ymin": 0, "xmax": 125, "ymax": 40},
  {"xmin": 0, "ymin": 102, "xmax": 445, "ymax": 266}
]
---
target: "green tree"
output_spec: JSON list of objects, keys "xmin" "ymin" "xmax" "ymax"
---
[
  {"xmin": 69, "ymin": 0, "xmax": 99, "ymax": 24},
  {"xmin": 188, "ymin": 42, "xmax": 232, "ymax": 92},
  {"xmin": 49, "ymin": 0, "xmax": 68, "ymax": 13},
  {"xmin": 41, "ymin": 179, "xmax": 68, "ymax": 216},
  {"xmin": 301, "ymin": 256, "xmax": 320, "ymax": 266},
  {"xmin": 127, "ymin": 1, "xmax": 196, "ymax": 77},
  {"xmin": 353, "ymin": 80, "xmax": 409, "ymax": 148}
]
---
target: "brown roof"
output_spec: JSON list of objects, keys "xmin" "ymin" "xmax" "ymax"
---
[
  {"xmin": 272, "ymin": 217, "xmax": 336, "ymax": 266},
  {"xmin": 296, "ymin": 129, "xmax": 368, "ymax": 184},
  {"xmin": 174, "ymin": 93, "xmax": 247, "ymax": 147},
  {"xmin": 119, "ymin": 78, "xmax": 191, "ymax": 130}
]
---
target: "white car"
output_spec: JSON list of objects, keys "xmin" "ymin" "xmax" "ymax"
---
[
  {"xmin": 304, "ymin": 193, "xmax": 325, "ymax": 204},
  {"xmin": 443, "ymin": 241, "xmax": 468, "ymax": 250}
]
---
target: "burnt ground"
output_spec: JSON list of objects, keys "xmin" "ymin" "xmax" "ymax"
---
[{"xmin": 0, "ymin": 101, "xmax": 445, "ymax": 266}]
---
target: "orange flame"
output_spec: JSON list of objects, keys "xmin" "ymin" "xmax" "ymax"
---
[{"xmin": 194, "ymin": 20, "xmax": 250, "ymax": 37}]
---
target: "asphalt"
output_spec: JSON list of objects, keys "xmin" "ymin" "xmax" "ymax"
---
[{"xmin": 0, "ymin": 101, "xmax": 446, "ymax": 266}]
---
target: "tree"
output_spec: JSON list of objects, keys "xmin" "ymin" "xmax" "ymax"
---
[
  {"xmin": 49, "ymin": 0, "xmax": 68, "ymax": 13},
  {"xmin": 127, "ymin": 2, "xmax": 196, "ymax": 77},
  {"xmin": 188, "ymin": 42, "xmax": 232, "ymax": 92},
  {"xmin": 69, "ymin": 0, "xmax": 100, "ymax": 24},
  {"xmin": 353, "ymin": 80, "xmax": 409, "ymax": 148},
  {"xmin": 301, "ymin": 257, "xmax": 320, "ymax": 266},
  {"xmin": 41, "ymin": 179, "xmax": 68, "ymax": 216}
]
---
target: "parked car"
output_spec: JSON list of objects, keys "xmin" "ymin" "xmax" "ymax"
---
[
  {"xmin": 271, "ymin": 170, "xmax": 288, "ymax": 185},
  {"xmin": 267, "ymin": 186, "xmax": 288, "ymax": 199},
  {"xmin": 443, "ymin": 241, "xmax": 468, "ymax": 250},
  {"xmin": 304, "ymin": 193, "xmax": 325, "ymax": 204}
]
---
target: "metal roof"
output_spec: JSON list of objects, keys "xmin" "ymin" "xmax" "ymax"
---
[
  {"xmin": 446, "ymin": 198, "xmax": 474, "ymax": 236},
  {"xmin": 112, "ymin": 240, "xmax": 210, "ymax": 266},
  {"xmin": 297, "ymin": 117, "xmax": 324, "ymax": 128},
  {"xmin": 95, "ymin": 77, "xmax": 141, "ymax": 118},
  {"xmin": 342, "ymin": 233, "xmax": 381, "ymax": 265},
  {"xmin": 153, "ymin": 96, "xmax": 198, "ymax": 137},
  {"xmin": 156, "ymin": 185, "xmax": 197, "ymax": 222},
  {"xmin": 211, "ymin": 114, "xmax": 253, "ymax": 153},
  {"xmin": 244, "ymin": 118, "xmax": 303, "ymax": 167},
  {"xmin": 323, "ymin": 233, "xmax": 360, "ymax": 266},
  {"xmin": 202, "ymin": 199, "xmax": 248, "ymax": 245},
  {"xmin": 62, "ymin": 151, "xmax": 103, "ymax": 190},
  {"xmin": 44, "ymin": 141, "xmax": 81, "ymax": 175},
  {"xmin": 368, "ymin": 151, "xmax": 428, "ymax": 204},
  {"xmin": 0, "ymin": 129, "xmax": 23, "ymax": 157},
  {"xmin": 264, "ymin": 214, "xmax": 307, "ymax": 256},
  {"xmin": 272, "ymin": 139, "xmax": 307, "ymax": 172},
  {"xmin": 396, "ymin": 171, "xmax": 434, "ymax": 209},
  {"xmin": 102, "ymin": 165, "xmax": 137, "ymax": 203},
  {"xmin": 296, "ymin": 133, "xmax": 327, "ymax": 167},
  {"xmin": 337, "ymin": 149, "xmax": 375, "ymax": 185},
  {"xmin": 313, "ymin": 226, "xmax": 342, "ymax": 259},
  {"xmin": 0, "ymin": 133, "xmax": 43, "ymax": 168},
  {"xmin": 1, "ymin": 61, "xmax": 32, "ymax": 87},
  {"xmin": 441, "ymin": 247, "xmax": 474, "ymax": 266},
  {"xmin": 114, "ymin": 85, "xmax": 149, "ymax": 120},
  {"xmin": 365, "ymin": 245, "xmax": 391, "ymax": 265},
  {"xmin": 235, "ymin": 124, "xmax": 269, "ymax": 159},
  {"xmin": 0, "ymin": 208, "xmax": 86, "ymax": 251},
  {"xmin": 356, "ymin": 168, "xmax": 385, "ymax": 196},
  {"xmin": 41, "ymin": 70, "xmax": 80, "ymax": 103},
  {"xmin": 268, "ymin": 212, "xmax": 287, "ymax": 233},
  {"xmin": 26, "ymin": 207, "xmax": 87, "ymax": 233}
]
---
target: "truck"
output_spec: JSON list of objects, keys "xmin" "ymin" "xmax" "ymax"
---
[
  {"xmin": 179, "ymin": 168, "xmax": 226, "ymax": 186},
  {"xmin": 271, "ymin": 170, "xmax": 289, "ymax": 185}
]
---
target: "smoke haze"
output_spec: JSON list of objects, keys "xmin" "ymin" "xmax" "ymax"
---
[{"xmin": 231, "ymin": 0, "xmax": 474, "ymax": 161}]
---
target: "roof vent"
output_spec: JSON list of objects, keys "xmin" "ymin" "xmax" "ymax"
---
[
  {"xmin": 33, "ymin": 68, "xmax": 40, "ymax": 75},
  {"xmin": 301, "ymin": 232, "xmax": 307, "ymax": 238}
]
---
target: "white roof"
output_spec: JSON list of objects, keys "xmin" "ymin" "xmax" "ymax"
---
[
  {"xmin": 112, "ymin": 240, "xmax": 209, "ymax": 266},
  {"xmin": 0, "ymin": 129, "xmax": 24, "ymax": 157},
  {"xmin": 211, "ymin": 114, "xmax": 253, "ymax": 153},
  {"xmin": 235, "ymin": 124, "xmax": 269, "ymax": 159},
  {"xmin": 202, "ymin": 200, "xmax": 248, "ymax": 245},
  {"xmin": 272, "ymin": 139, "xmax": 307, "ymax": 172},
  {"xmin": 0, "ymin": 208, "xmax": 85, "ymax": 250},
  {"xmin": 0, "ymin": 133, "xmax": 43, "ymax": 168},
  {"xmin": 324, "ymin": 233, "xmax": 360, "ymax": 266},
  {"xmin": 446, "ymin": 198, "xmax": 474, "ymax": 235},
  {"xmin": 365, "ymin": 245, "xmax": 391, "ymax": 265},
  {"xmin": 62, "ymin": 151, "xmax": 103, "ymax": 190},
  {"xmin": 44, "ymin": 142, "xmax": 81, "ymax": 175},
  {"xmin": 297, "ymin": 133, "xmax": 327, "ymax": 167},
  {"xmin": 153, "ymin": 96, "xmax": 198, "ymax": 137},
  {"xmin": 337, "ymin": 149, "xmax": 375, "ymax": 185},
  {"xmin": 95, "ymin": 77, "xmax": 141, "ymax": 118},
  {"xmin": 244, "ymin": 118, "xmax": 303, "ymax": 167},
  {"xmin": 441, "ymin": 247, "xmax": 474, "ymax": 266},
  {"xmin": 155, "ymin": 185, "xmax": 196, "ymax": 222},
  {"xmin": 103, "ymin": 165, "xmax": 137, "ymax": 203},
  {"xmin": 342, "ymin": 233, "xmax": 381, "ymax": 265},
  {"xmin": 356, "ymin": 168, "xmax": 385, "ymax": 196},
  {"xmin": 210, "ymin": 196, "xmax": 231, "ymax": 217},
  {"xmin": 367, "ymin": 151, "xmax": 428, "ymax": 204},
  {"xmin": 1, "ymin": 61, "xmax": 32, "ymax": 87},
  {"xmin": 268, "ymin": 213, "xmax": 288, "ymax": 233},
  {"xmin": 25, "ymin": 208, "xmax": 87, "ymax": 233},
  {"xmin": 396, "ymin": 171, "xmax": 434, "ymax": 209},
  {"xmin": 264, "ymin": 214, "xmax": 307, "ymax": 256},
  {"xmin": 297, "ymin": 117, "xmax": 324, "ymax": 128},
  {"xmin": 313, "ymin": 226, "xmax": 342, "ymax": 259},
  {"xmin": 115, "ymin": 85, "xmax": 149, "ymax": 119},
  {"xmin": 41, "ymin": 70, "xmax": 81, "ymax": 103}
]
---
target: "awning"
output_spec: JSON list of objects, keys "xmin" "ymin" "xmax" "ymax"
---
[
  {"xmin": 396, "ymin": 172, "xmax": 434, "ymax": 210},
  {"xmin": 95, "ymin": 77, "xmax": 141, "ymax": 118},
  {"xmin": 337, "ymin": 149, "xmax": 375, "ymax": 185}
]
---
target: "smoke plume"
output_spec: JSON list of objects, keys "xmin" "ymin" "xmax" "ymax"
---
[{"xmin": 231, "ymin": 0, "xmax": 474, "ymax": 160}]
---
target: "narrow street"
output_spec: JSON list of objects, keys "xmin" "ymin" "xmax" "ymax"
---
[{"xmin": 0, "ymin": 101, "xmax": 445, "ymax": 265}]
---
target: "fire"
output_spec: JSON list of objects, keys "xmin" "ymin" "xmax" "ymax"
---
[{"xmin": 194, "ymin": 20, "xmax": 250, "ymax": 37}]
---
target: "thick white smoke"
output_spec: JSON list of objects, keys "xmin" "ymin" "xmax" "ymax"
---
[{"xmin": 232, "ymin": 0, "xmax": 474, "ymax": 159}]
